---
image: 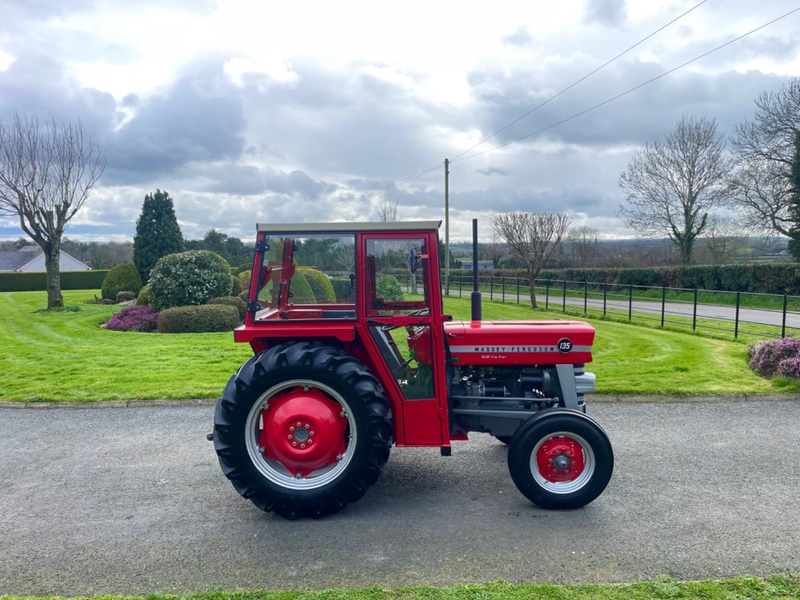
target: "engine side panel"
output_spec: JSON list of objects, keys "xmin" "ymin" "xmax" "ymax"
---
[{"xmin": 445, "ymin": 320, "xmax": 594, "ymax": 365}]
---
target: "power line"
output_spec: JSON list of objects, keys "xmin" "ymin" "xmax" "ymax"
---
[
  {"xmin": 450, "ymin": 0, "xmax": 710, "ymax": 162},
  {"xmin": 453, "ymin": 6, "xmax": 800, "ymax": 163},
  {"xmin": 348, "ymin": 0, "xmax": 709, "ymax": 209}
]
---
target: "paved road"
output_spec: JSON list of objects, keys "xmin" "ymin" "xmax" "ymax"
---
[{"xmin": 2, "ymin": 400, "xmax": 800, "ymax": 596}]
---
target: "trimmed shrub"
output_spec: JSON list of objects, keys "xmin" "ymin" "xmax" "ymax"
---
[
  {"xmin": 298, "ymin": 267, "xmax": 336, "ymax": 303},
  {"xmin": 238, "ymin": 269, "xmax": 252, "ymax": 284},
  {"xmin": 208, "ymin": 295, "xmax": 246, "ymax": 321},
  {"xmin": 116, "ymin": 291, "xmax": 136, "ymax": 303},
  {"xmin": 101, "ymin": 264, "xmax": 143, "ymax": 301},
  {"xmin": 136, "ymin": 285, "xmax": 151, "ymax": 306},
  {"xmin": 157, "ymin": 304, "xmax": 240, "ymax": 333},
  {"xmin": 149, "ymin": 250, "xmax": 232, "ymax": 312},
  {"xmin": 231, "ymin": 275, "xmax": 245, "ymax": 296},
  {"xmin": 748, "ymin": 338, "xmax": 800, "ymax": 379},
  {"xmin": 0, "ymin": 270, "xmax": 109, "ymax": 292},
  {"xmin": 105, "ymin": 305, "xmax": 160, "ymax": 332},
  {"xmin": 377, "ymin": 275, "xmax": 404, "ymax": 302},
  {"xmin": 289, "ymin": 270, "xmax": 316, "ymax": 304}
]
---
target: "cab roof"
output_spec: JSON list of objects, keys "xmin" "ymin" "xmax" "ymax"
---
[{"xmin": 256, "ymin": 221, "xmax": 442, "ymax": 233}]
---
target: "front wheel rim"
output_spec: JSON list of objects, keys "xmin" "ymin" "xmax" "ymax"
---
[
  {"xmin": 245, "ymin": 379, "xmax": 356, "ymax": 490},
  {"xmin": 531, "ymin": 431, "xmax": 595, "ymax": 494}
]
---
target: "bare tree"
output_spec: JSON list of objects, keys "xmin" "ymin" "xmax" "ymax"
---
[
  {"xmin": 0, "ymin": 114, "xmax": 105, "ymax": 309},
  {"xmin": 729, "ymin": 78, "xmax": 800, "ymax": 241},
  {"xmin": 480, "ymin": 229, "xmax": 507, "ymax": 268},
  {"xmin": 492, "ymin": 212, "xmax": 571, "ymax": 308},
  {"xmin": 617, "ymin": 115, "xmax": 731, "ymax": 264},
  {"xmin": 373, "ymin": 196, "xmax": 399, "ymax": 222},
  {"xmin": 695, "ymin": 214, "xmax": 748, "ymax": 265},
  {"xmin": 566, "ymin": 225, "xmax": 599, "ymax": 267}
]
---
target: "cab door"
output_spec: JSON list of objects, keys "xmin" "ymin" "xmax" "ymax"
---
[{"xmin": 360, "ymin": 232, "xmax": 448, "ymax": 446}]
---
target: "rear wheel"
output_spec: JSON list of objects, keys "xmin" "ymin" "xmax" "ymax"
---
[
  {"xmin": 508, "ymin": 410, "xmax": 612, "ymax": 509},
  {"xmin": 213, "ymin": 341, "xmax": 393, "ymax": 519}
]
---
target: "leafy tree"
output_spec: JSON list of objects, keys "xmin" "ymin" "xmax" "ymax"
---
[
  {"xmin": 492, "ymin": 212, "xmax": 571, "ymax": 308},
  {"xmin": 729, "ymin": 78, "xmax": 800, "ymax": 244},
  {"xmin": 133, "ymin": 190, "xmax": 184, "ymax": 282},
  {"xmin": 618, "ymin": 115, "xmax": 731, "ymax": 264},
  {"xmin": 0, "ymin": 114, "xmax": 105, "ymax": 309}
]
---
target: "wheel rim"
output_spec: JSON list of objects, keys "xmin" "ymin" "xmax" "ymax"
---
[
  {"xmin": 245, "ymin": 379, "xmax": 356, "ymax": 490},
  {"xmin": 531, "ymin": 431, "xmax": 595, "ymax": 494}
]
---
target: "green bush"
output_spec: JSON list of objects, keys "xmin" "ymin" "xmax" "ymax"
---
[
  {"xmin": 116, "ymin": 291, "xmax": 136, "ymax": 303},
  {"xmin": 231, "ymin": 275, "xmax": 245, "ymax": 296},
  {"xmin": 136, "ymin": 285, "xmax": 151, "ymax": 306},
  {"xmin": 149, "ymin": 250, "xmax": 232, "ymax": 311},
  {"xmin": 290, "ymin": 270, "xmax": 316, "ymax": 304},
  {"xmin": 157, "ymin": 304, "xmax": 240, "ymax": 333},
  {"xmin": 238, "ymin": 269, "xmax": 252, "ymax": 283},
  {"xmin": 377, "ymin": 275, "xmax": 404, "ymax": 302},
  {"xmin": 208, "ymin": 295, "xmax": 246, "ymax": 321},
  {"xmin": 298, "ymin": 267, "xmax": 336, "ymax": 303},
  {"xmin": 101, "ymin": 264, "xmax": 143, "ymax": 301}
]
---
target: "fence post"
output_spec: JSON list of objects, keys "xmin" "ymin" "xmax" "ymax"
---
[
  {"xmin": 661, "ymin": 286, "xmax": 666, "ymax": 327},
  {"xmin": 584, "ymin": 281, "xmax": 588, "ymax": 314},
  {"xmin": 546, "ymin": 280, "xmax": 550, "ymax": 310},
  {"xmin": 782, "ymin": 294, "xmax": 788, "ymax": 339},
  {"xmin": 562, "ymin": 280, "xmax": 567, "ymax": 313},
  {"xmin": 516, "ymin": 277, "xmax": 520, "ymax": 304},
  {"xmin": 502, "ymin": 276, "xmax": 506, "ymax": 303},
  {"xmin": 603, "ymin": 283, "xmax": 607, "ymax": 316},
  {"xmin": 734, "ymin": 291, "xmax": 741, "ymax": 339},
  {"xmin": 692, "ymin": 288, "xmax": 698, "ymax": 331},
  {"xmin": 490, "ymin": 275, "xmax": 494, "ymax": 301},
  {"xmin": 458, "ymin": 273, "xmax": 462, "ymax": 298},
  {"xmin": 628, "ymin": 285, "xmax": 633, "ymax": 321}
]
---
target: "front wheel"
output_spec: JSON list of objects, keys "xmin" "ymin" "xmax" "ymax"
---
[
  {"xmin": 508, "ymin": 410, "xmax": 613, "ymax": 509},
  {"xmin": 213, "ymin": 342, "xmax": 393, "ymax": 519}
]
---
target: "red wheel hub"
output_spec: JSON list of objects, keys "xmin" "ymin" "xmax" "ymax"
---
[
  {"xmin": 536, "ymin": 436, "xmax": 585, "ymax": 483},
  {"xmin": 258, "ymin": 387, "xmax": 347, "ymax": 477}
]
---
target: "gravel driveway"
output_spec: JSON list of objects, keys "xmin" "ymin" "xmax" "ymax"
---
[{"xmin": 1, "ymin": 398, "xmax": 799, "ymax": 595}]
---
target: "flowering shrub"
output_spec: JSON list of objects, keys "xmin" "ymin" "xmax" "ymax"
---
[
  {"xmin": 748, "ymin": 338, "xmax": 800, "ymax": 379},
  {"xmin": 777, "ymin": 356, "xmax": 800, "ymax": 380},
  {"xmin": 149, "ymin": 250, "xmax": 232, "ymax": 311},
  {"xmin": 105, "ymin": 305, "xmax": 160, "ymax": 332}
]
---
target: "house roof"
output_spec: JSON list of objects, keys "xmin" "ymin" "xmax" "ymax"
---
[
  {"xmin": 0, "ymin": 250, "xmax": 36, "ymax": 271},
  {"xmin": 0, "ymin": 247, "xmax": 89, "ymax": 272}
]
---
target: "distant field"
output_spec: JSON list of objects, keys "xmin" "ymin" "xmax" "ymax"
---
[{"xmin": 0, "ymin": 290, "xmax": 793, "ymax": 402}]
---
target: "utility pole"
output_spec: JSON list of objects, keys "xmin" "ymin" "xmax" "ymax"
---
[{"xmin": 444, "ymin": 158, "xmax": 450, "ymax": 296}]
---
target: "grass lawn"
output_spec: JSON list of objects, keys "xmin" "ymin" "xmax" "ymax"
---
[
  {"xmin": 1, "ymin": 575, "xmax": 799, "ymax": 599},
  {"xmin": 0, "ymin": 290, "xmax": 794, "ymax": 402}
]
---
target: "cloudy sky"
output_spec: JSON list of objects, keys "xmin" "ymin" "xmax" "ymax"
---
[{"xmin": 1, "ymin": 0, "xmax": 798, "ymax": 242}]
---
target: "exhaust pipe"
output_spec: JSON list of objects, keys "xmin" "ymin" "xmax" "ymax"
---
[{"xmin": 471, "ymin": 218, "xmax": 482, "ymax": 321}]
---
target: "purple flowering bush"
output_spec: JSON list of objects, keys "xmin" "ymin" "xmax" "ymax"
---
[
  {"xmin": 748, "ymin": 338, "xmax": 800, "ymax": 379},
  {"xmin": 105, "ymin": 305, "xmax": 160, "ymax": 332}
]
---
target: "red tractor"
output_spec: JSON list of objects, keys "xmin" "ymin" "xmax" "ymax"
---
[{"xmin": 212, "ymin": 221, "xmax": 613, "ymax": 518}]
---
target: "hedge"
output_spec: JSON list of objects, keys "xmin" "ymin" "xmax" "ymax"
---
[
  {"xmin": 0, "ymin": 270, "xmax": 109, "ymax": 292},
  {"xmin": 451, "ymin": 263, "xmax": 800, "ymax": 295},
  {"xmin": 157, "ymin": 304, "xmax": 241, "ymax": 333}
]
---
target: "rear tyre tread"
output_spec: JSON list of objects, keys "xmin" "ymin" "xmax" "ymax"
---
[{"xmin": 213, "ymin": 341, "xmax": 392, "ymax": 519}]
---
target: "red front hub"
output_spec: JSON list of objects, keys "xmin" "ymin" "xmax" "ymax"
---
[
  {"xmin": 258, "ymin": 387, "xmax": 347, "ymax": 477},
  {"xmin": 536, "ymin": 436, "xmax": 586, "ymax": 483}
]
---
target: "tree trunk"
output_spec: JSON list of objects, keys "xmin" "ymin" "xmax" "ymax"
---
[
  {"xmin": 528, "ymin": 276, "xmax": 538, "ymax": 309},
  {"xmin": 44, "ymin": 243, "xmax": 64, "ymax": 310}
]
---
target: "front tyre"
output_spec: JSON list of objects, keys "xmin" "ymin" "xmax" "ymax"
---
[
  {"xmin": 213, "ymin": 342, "xmax": 393, "ymax": 519},
  {"xmin": 508, "ymin": 409, "xmax": 613, "ymax": 510}
]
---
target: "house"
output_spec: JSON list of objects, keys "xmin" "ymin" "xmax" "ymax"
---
[{"xmin": 0, "ymin": 246, "xmax": 90, "ymax": 272}]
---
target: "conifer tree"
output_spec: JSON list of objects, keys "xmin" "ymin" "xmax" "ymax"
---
[{"xmin": 133, "ymin": 189, "xmax": 184, "ymax": 282}]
